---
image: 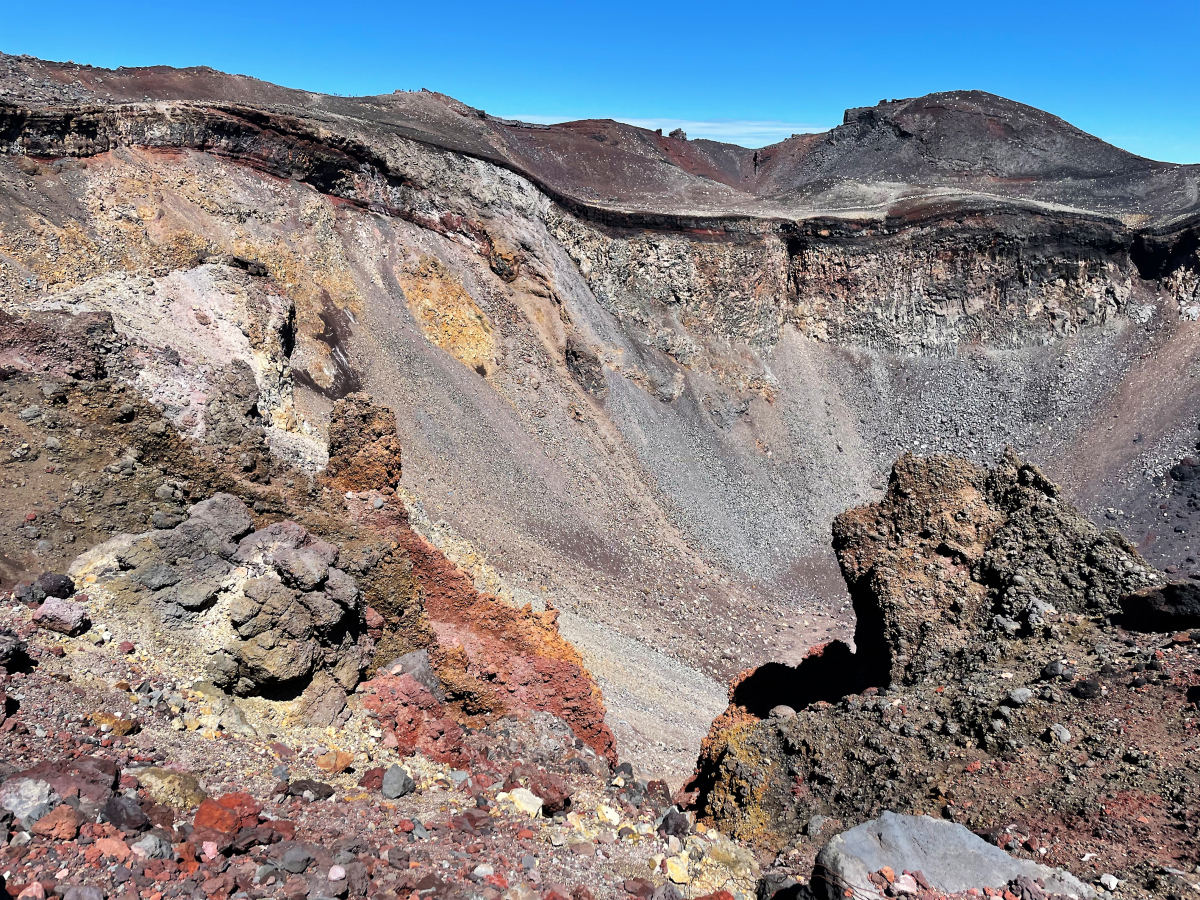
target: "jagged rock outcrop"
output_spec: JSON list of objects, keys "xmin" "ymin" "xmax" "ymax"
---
[
  {"xmin": 689, "ymin": 453, "xmax": 1200, "ymax": 892},
  {"xmin": 832, "ymin": 450, "xmax": 1158, "ymax": 687},
  {"xmin": 344, "ymin": 494, "xmax": 620, "ymax": 764}
]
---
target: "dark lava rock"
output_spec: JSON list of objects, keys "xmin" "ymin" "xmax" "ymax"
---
[
  {"xmin": 35, "ymin": 573, "xmax": 75, "ymax": 599},
  {"xmin": 103, "ymin": 795, "xmax": 150, "ymax": 832},
  {"xmin": 658, "ymin": 807, "xmax": 691, "ymax": 838},
  {"xmin": 280, "ymin": 845, "xmax": 313, "ymax": 873},
  {"xmin": 0, "ymin": 630, "xmax": 27, "ymax": 668},
  {"xmin": 287, "ymin": 780, "xmax": 334, "ymax": 800},
  {"xmin": 1121, "ymin": 581, "xmax": 1200, "ymax": 630}
]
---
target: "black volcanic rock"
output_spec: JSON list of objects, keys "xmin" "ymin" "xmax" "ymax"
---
[{"xmin": 1122, "ymin": 581, "xmax": 1200, "ymax": 630}]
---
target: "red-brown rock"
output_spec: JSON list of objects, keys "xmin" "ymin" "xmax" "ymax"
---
[
  {"xmin": 32, "ymin": 803, "xmax": 83, "ymax": 839},
  {"xmin": 193, "ymin": 798, "xmax": 240, "ymax": 834}
]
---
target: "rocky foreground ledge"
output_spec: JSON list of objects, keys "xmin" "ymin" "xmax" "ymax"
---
[{"xmin": 690, "ymin": 453, "xmax": 1200, "ymax": 899}]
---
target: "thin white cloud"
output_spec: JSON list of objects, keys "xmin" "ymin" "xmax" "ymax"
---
[{"xmin": 497, "ymin": 114, "xmax": 831, "ymax": 148}]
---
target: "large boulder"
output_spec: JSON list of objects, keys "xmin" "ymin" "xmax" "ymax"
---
[
  {"xmin": 69, "ymin": 493, "xmax": 374, "ymax": 702},
  {"xmin": 810, "ymin": 813, "xmax": 1091, "ymax": 900}
]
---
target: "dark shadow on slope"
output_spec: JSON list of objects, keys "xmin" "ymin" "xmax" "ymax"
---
[{"xmin": 293, "ymin": 295, "xmax": 362, "ymax": 400}]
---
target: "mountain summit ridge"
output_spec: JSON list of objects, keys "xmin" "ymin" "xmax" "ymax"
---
[{"xmin": 2, "ymin": 53, "xmax": 1197, "ymax": 227}]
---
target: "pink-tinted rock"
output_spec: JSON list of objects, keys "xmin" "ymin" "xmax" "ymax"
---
[{"xmin": 31, "ymin": 598, "xmax": 89, "ymax": 636}]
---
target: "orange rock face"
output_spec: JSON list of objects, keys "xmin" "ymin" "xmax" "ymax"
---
[
  {"xmin": 321, "ymin": 393, "xmax": 403, "ymax": 492},
  {"xmin": 390, "ymin": 512, "xmax": 617, "ymax": 764},
  {"xmin": 340, "ymin": 487, "xmax": 617, "ymax": 765}
]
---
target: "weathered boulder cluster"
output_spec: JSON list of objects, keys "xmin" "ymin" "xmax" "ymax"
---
[{"xmin": 70, "ymin": 492, "xmax": 376, "ymax": 708}]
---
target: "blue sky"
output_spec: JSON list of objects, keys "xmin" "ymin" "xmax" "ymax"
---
[{"xmin": 3, "ymin": 0, "xmax": 1197, "ymax": 162}]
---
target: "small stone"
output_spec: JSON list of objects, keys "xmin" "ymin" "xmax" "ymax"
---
[
  {"xmin": 131, "ymin": 832, "xmax": 174, "ymax": 859},
  {"xmin": 1099, "ymin": 874, "xmax": 1119, "ymax": 891},
  {"xmin": 314, "ymin": 750, "xmax": 353, "ymax": 774},
  {"xmin": 119, "ymin": 641, "xmax": 135, "ymax": 654},
  {"xmin": 1048, "ymin": 723, "xmax": 1071, "ymax": 744},
  {"xmin": 381, "ymin": 764, "xmax": 415, "ymax": 800},
  {"xmin": 193, "ymin": 798, "xmax": 240, "ymax": 833},
  {"xmin": 281, "ymin": 846, "xmax": 313, "ymax": 873},
  {"xmin": 1007, "ymin": 688, "xmax": 1032, "ymax": 706},
  {"xmin": 328, "ymin": 865, "xmax": 346, "ymax": 882},
  {"xmin": 769, "ymin": 705, "xmax": 796, "ymax": 719},
  {"xmin": 509, "ymin": 787, "xmax": 543, "ymax": 818},
  {"xmin": 62, "ymin": 888, "xmax": 104, "ymax": 900},
  {"xmin": 93, "ymin": 836, "xmax": 132, "ymax": 862},
  {"xmin": 91, "ymin": 711, "xmax": 139, "ymax": 736}
]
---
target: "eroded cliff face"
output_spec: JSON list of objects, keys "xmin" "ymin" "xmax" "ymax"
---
[{"xmin": 2, "ymin": 61, "xmax": 1199, "ymax": 776}]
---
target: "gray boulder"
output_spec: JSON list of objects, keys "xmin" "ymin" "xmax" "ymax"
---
[
  {"xmin": 381, "ymin": 764, "xmax": 415, "ymax": 800},
  {"xmin": 810, "ymin": 812, "xmax": 1092, "ymax": 900},
  {"xmin": 131, "ymin": 831, "xmax": 175, "ymax": 859},
  {"xmin": 0, "ymin": 778, "xmax": 60, "ymax": 822}
]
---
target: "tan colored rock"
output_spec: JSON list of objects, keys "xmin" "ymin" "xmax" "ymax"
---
[
  {"xmin": 314, "ymin": 750, "xmax": 353, "ymax": 775},
  {"xmin": 136, "ymin": 767, "xmax": 208, "ymax": 809},
  {"xmin": 91, "ymin": 712, "xmax": 139, "ymax": 736}
]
